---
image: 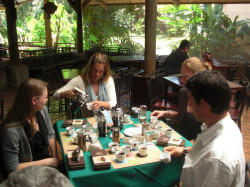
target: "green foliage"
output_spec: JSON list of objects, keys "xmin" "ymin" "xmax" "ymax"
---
[{"xmin": 82, "ymin": 5, "xmax": 143, "ymax": 52}]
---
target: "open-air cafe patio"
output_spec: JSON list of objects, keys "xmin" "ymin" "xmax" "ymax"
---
[{"xmin": 0, "ymin": 0, "xmax": 250, "ymax": 186}]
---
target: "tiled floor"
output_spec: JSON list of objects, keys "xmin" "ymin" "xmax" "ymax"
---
[{"xmin": 0, "ymin": 88, "xmax": 250, "ymax": 162}]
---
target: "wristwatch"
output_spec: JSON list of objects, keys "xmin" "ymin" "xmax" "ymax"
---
[{"xmin": 183, "ymin": 147, "xmax": 188, "ymax": 156}]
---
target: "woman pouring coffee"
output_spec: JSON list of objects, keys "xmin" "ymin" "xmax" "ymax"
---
[{"xmin": 53, "ymin": 52, "xmax": 117, "ymax": 111}]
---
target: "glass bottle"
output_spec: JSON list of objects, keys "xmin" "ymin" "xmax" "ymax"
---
[{"xmin": 97, "ymin": 112, "xmax": 107, "ymax": 137}]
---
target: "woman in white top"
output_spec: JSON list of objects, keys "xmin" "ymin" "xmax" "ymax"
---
[{"xmin": 53, "ymin": 52, "xmax": 117, "ymax": 110}]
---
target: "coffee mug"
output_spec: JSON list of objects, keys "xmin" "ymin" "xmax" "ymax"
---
[
  {"xmin": 86, "ymin": 102, "xmax": 93, "ymax": 110},
  {"xmin": 124, "ymin": 114, "xmax": 131, "ymax": 123},
  {"xmin": 116, "ymin": 151, "xmax": 126, "ymax": 162},
  {"xmin": 89, "ymin": 131, "xmax": 98, "ymax": 144},
  {"xmin": 150, "ymin": 116, "xmax": 157, "ymax": 123},
  {"xmin": 154, "ymin": 129, "xmax": 161, "ymax": 139},
  {"xmin": 66, "ymin": 126, "xmax": 75, "ymax": 136},
  {"xmin": 138, "ymin": 145, "xmax": 148, "ymax": 156},
  {"xmin": 72, "ymin": 134, "xmax": 78, "ymax": 144},
  {"xmin": 160, "ymin": 151, "xmax": 171, "ymax": 164},
  {"xmin": 109, "ymin": 142, "xmax": 119, "ymax": 153},
  {"xmin": 76, "ymin": 128, "xmax": 85, "ymax": 135},
  {"xmin": 129, "ymin": 139, "xmax": 141, "ymax": 150},
  {"xmin": 122, "ymin": 145, "xmax": 132, "ymax": 156},
  {"xmin": 164, "ymin": 128, "xmax": 173, "ymax": 137}
]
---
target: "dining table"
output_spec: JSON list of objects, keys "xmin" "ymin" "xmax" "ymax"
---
[
  {"xmin": 55, "ymin": 111, "xmax": 192, "ymax": 187},
  {"xmin": 109, "ymin": 54, "xmax": 160, "ymax": 71}
]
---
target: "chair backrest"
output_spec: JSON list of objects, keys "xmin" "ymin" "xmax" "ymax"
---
[
  {"xmin": 0, "ymin": 99, "xmax": 3, "ymax": 121},
  {"xmin": 131, "ymin": 71, "xmax": 165, "ymax": 110},
  {"xmin": 113, "ymin": 75, "xmax": 121, "ymax": 100},
  {"xmin": 246, "ymin": 61, "xmax": 250, "ymax": 81},
  {"xmin": 214, "ymin": 61, "xmax": 238, "ymax": 81},
  {"xmin": 226, "ymin": 62, "xmax": 238, "ymax": 81},
  {"xmin": 246, "ymin": 160, "xmax": 250, "ymax": 187},
  {"xmin": 42, "ymin": 66, "xmax": 63, "ymax": 92},
  {"xmin": 118, "ymin": 70, "xmax": 134, "ymax": 97}
]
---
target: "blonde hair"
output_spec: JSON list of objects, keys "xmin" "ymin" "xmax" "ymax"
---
[
  {"xmin": 81, "ymin": 52, "xmax": 111, "ymax": 86},
  {"xmin": 182, "ymin": 57, "xmax": 212, "ymax": 73}
]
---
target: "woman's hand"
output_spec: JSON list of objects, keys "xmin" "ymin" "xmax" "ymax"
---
[
  {"xmin": 62, "ymin": 90, "xmax": 76, "ymax": 99},
  {"xmin": 92, "ymin": 101, "xmax": 102, "ymax": 110},
  {"xmin": 150, "ymin": 110, "xmax": 168, "ymax": 118}
]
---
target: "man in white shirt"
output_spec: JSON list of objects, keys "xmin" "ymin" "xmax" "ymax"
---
[{"xmin": 164, "ymin": 70, "xmax": 245, "ymax": 187}]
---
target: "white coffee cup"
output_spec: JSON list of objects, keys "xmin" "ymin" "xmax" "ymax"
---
[
  {"xmin": 72, "ymin": 134, "xmax": 78, "ymax": 144},
  {"xmin": 150, "ymin": 116, "xmax": 158, "ymax": 123},
  {"xmin": 154, "ymin": 129, "xmax": 161, "ymax": 139},
  {"xmin": 109, "ymin": 142, "xmax": 119, "ymax": 153},
  {"xmin": 164, "ymin": 128, "xmax": 173, "ymax": 137},
  {"xmin": 160, "ymin": 151, "xmax": 171, "ymax": 164},
  {"xmin": 129, "ymin": 139, "xmax": 141, "ymax": 150},
  {"xmin": 154, "ymin": 124, "xmax": 163, "ymax": 131},
  {"xmin": 66, "ymin": 126, "xmax": 75, "ymax": 136},
  {"xmin": 122, "ymin": 145, "xmax": 132, "ymax": 156},
  {"xmin": 86, "ymin": 102, "xmax": 93, "ymax": 110},
  {"xmin": 116, "ymin": 151, "xmax": 126, "ymax": 162},
  {"xmin": 138, "ymin": 145, "xmax": 148, "ymax": 156},
  {"xmin": 124, "ymin": 114, "xmax": 131, "ymax": 123},
  {"xmin": 89, "ymin": 131, "xmax": 98, "ymax": 144},
  {"xmin": 76, "ymin": 128, "xmax": 85, "ymax": 135}
]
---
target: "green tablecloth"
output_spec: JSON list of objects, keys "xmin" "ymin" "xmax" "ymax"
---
[{"xmin": 55, "ymin": 112, "xmax": 192, "ymax": 187}]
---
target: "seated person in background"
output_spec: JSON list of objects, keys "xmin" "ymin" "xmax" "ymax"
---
[
  {"xmin": 2, "ymin": 165, "xmax": 73, "ymax": 187},
  {"xmin": 151, "ymin": 57, "xmax": 212, "ymax": 141},
  {"xmin": 164, "ymin": 71, "xmax": 245, "ymax": 187},
  {"xmin": 162, "ymin": 39, "xmax": 191, "ymax": 75},
  {"xmin": 0, "ymin": 79, "xmax": 59, "ymax": 179},
  {"xmin": 53, "ymin": 52, "xmax": 117, "ymax": 111}
]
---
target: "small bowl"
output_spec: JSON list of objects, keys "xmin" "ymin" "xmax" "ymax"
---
[{"xmin": 160, "ymin": 151, "xmax": 171, "ymax": 164}]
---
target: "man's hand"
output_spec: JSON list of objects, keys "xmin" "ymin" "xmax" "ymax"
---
[
  {"xmin": 163, "ymin": 146, "xmax": 184, "ymax": 158},
  {"xmin": 150, "ymin": 110, "xmax": 167, "ymax": 118}
]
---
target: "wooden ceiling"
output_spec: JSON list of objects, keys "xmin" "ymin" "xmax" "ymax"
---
[{"xmin": 87, "ymin": 0, "xmax": 250, "ymax": 6}]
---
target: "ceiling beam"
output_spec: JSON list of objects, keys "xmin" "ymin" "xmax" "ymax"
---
[
  {"xmin": 86, "ymin": 0, "xmax": 250, "ymax": 6},
  {"xmin": 82, "ymin": 0, "xmax": 92, "ymax": 12}
]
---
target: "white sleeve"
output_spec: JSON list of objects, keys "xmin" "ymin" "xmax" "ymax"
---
[
  {"xmin": 53, "ymin": 76, "xmax": 86, "ymax": 100},
  {"xmin": 107, "ymin": 77, "xmax": 117, "ymax": 108}
]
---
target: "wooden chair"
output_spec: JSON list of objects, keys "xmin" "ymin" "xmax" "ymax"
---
[
  {"xmin": 215, "ymin": 62, "xmax": 238, "ymax": 81},
  {"xmin": 42, "ymin": 66, "xmax": 64, "ymax": 114},
  {"xmin": 0, "ymin": 99, "xmax": 4, "ymax": 121},
  {"xmin": 229, "ymin": 75, "xmax": 248, "ymax": 130},
  {"xmin": 131, "ymin": 70, "xmax": 178, "ymax": 111},
  {"xmin": 246, "ymin": 160, "xmax": 250, "ymax": 187},
  {"xmin": 245, "ymin": 61, "xmax": 250, "ymax": 110},
  {"xmin": 117, "ymin": 69, "xmax": 134, "ymax": 106}
]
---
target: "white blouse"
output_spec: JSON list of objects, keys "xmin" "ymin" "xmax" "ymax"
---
[{"xmin": 53, "ymin": 76, "xmax": 117, "ymax": 109}]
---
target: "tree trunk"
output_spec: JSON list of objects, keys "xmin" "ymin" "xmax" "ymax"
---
[{"xmin": 144, "ymin": 0, "xmax": 157, "ymax": 76}]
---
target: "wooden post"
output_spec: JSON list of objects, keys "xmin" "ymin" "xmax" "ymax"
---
[
  {"xmin": 5, "ymin": 0, "xmax": 19, "ymax": 64},
  {"xmin": 144, "ymin": 0, "xmax": 157, "ymax": 76},
  {"xmin": 44, "ymin": 0, "xmax": 52, "ymax": 47},
  {"xmin": 76, "ymin": 0, "xmax": 83, "ymax": 53}
]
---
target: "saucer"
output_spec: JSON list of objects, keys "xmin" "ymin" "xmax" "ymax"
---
[
  {"xmin": 136, "ymin": 153, "xmax": 147, "ymax": 157},
  {"xmin": 114, "ymin": 158, "xmax": 127, "ymax": 163},
  {"xmin": 71, "ymin": 139, "xmax": 78, "ymax": 145}
]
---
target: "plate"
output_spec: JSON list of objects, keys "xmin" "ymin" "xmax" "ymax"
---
[
  {"xmin": 110, "ymin": 133, "xmax": 124, "ymax": 139},
  {"xmin": 123, "ymin": 127, "xmax": 142, "ymax": 137}
]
